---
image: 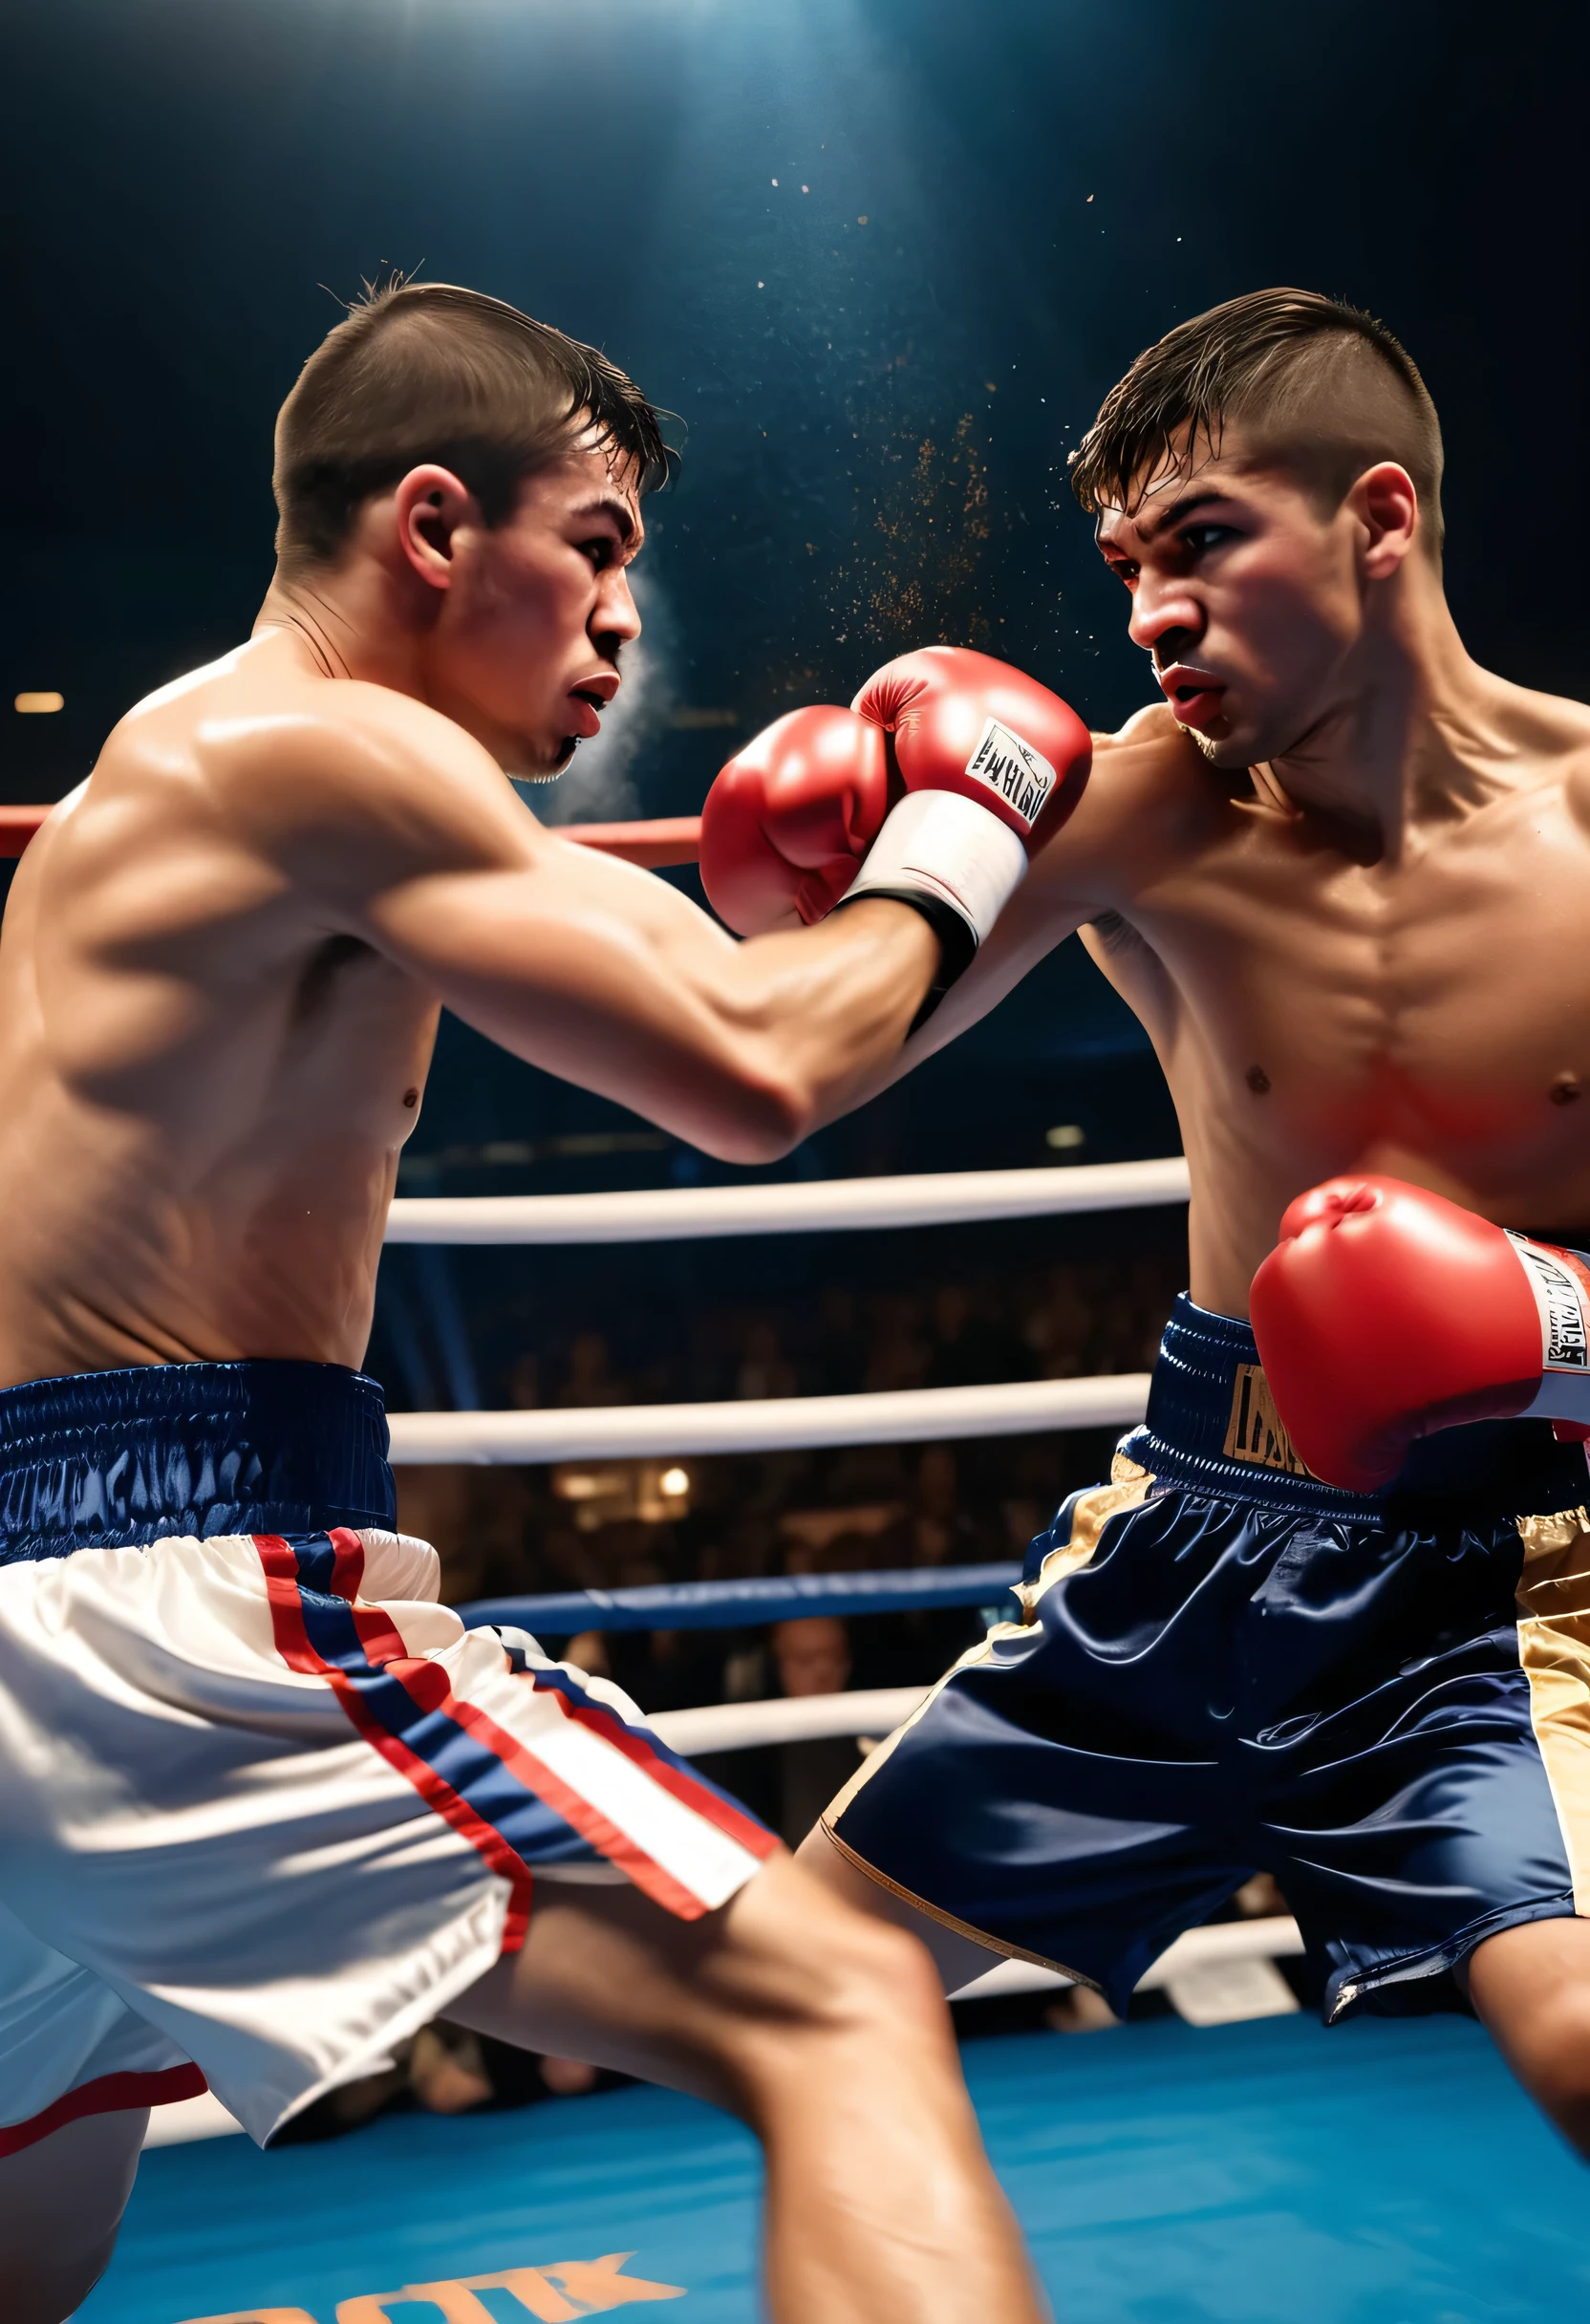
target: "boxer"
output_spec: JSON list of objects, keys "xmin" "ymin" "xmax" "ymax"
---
[
  {"xmin": 707, "ymin": 289, "xmax": 1590, "ymax": 2158},
  {"xmin": 0, "ymin": 281, "xmax": 1064, "ymax": 2324}
]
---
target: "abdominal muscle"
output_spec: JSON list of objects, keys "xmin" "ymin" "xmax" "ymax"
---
[
  {"xmin": 0, "ymin": 1097, "xmax": 401, "ymax": 1388},
  {"xmin": 0, "ymin": 872, "xmax": 436, "ymax": 1392},
  {"xmin": 1158, "ymin": 1048, "xmax": 1590, "ymax": 1325}
]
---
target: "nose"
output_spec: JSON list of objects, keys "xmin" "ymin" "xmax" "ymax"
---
[
  {"xmin": 593, "ymin": 567, "xmax": 642, "ymax": 653},
  {"xmin": 1128, "ymin": 570, "xmax": 1203, "ymax": 662}
]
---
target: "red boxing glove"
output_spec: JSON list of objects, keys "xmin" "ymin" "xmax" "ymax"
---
[
  {"xmin": 1250, "ymin": 1174, "xmax": 1590, "ymax": 1493},
  {"xmin": 853, "ymin": 646, "xmax": 1091, "ymax": 850},
  {"xmin": 838, "ymin": 649, "xmax": 1091, "ymax": 985},
  {"xmin": 699, "ymin": 705, "xmax": 887, "ymax": 936}
]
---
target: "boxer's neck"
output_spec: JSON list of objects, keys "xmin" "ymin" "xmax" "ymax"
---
[
  {"xmin": 252, "ymin": 546, "xmax": 440, "ymax": 700},
  {"xmin": 1263, "ymin": 558, "xmax": 1503, "ymax": 859}
]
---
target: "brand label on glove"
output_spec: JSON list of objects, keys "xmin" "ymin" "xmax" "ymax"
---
[
  {"xmin": 964, "ymin": 718, "xmax": 1057, "ymax": 831},
  {"xmin": 1508, "ymin": 1233, "xmax": 1590, "ymax": 1369}
]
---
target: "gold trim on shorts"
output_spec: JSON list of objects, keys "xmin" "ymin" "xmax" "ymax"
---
[
  {"xmin": 819, "ymin": 1453, "xmax": 1154, "ymax": 1995},
  {"xmin": 1012, "ymin": 1452, "xmax": 1156, "ymax": 1622},
  {"xmin": 819, "ymin": 1824, "xmax": 1102, "ymax": 1991},
  {"xmin": 822, "ymin": 1622, "xmax": 1007, "ymax": 1825},
  {"xmin": 1515, "ymin": 1503, "xmax": 1590, "ymax": 1914}
]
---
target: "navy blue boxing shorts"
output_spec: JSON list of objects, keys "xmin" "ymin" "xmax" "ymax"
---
[{"xmin": 826, "ymin": 1295, "xmax": 1590, "ymax": 2022}]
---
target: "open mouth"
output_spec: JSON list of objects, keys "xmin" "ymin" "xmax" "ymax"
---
[
  {"xmin": 568, "ymin": 687, "xmax": 607, "ymax": 740},
  {"xmin": 1159, "ymin": 669, "xmax": 1227, "ymax": 735}
]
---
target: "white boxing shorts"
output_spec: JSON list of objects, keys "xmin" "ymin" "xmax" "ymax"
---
[{"xmin": 0, "ymin": 1361, "xmax": 775, "ymax": 2151}]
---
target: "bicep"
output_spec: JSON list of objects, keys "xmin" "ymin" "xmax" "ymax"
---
[
  {"xmin": 264, "ymin": 714, "xmax": 756, "ymax": 1105},
  {"xmin": 359, "ymin": 838, "xmax": 939, "ymax": 1161},
  {"xmin": 365, "ymin": 840, "xmax": 743, "ymax": 1087}
]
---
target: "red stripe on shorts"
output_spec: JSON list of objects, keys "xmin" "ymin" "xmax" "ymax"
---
[
  {"xmin": 251, "ymin": 1535, "xmax": 536, "ymax": 1948},
  {"xmin": 381, "ymin": 1652, "xmax": 711, "ymax": 1920},
  {"xmin": 537, "ymin": 1678, "xmax": 779, "ymax": 1863},
  {"xmin": 0, "ymin": 2064, "xmax": 207, "ymax": 2157}
]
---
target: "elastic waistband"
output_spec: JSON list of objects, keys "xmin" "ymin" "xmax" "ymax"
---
[
  {"xmin": 1120, "ymin": 1294, "xmax": 1590, "ymax": 1523},
  {"xmin": 0, "ymin": 1360, "xmax": 395, "ymax": 1564}
]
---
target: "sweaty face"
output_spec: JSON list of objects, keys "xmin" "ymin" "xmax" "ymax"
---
[
  {"xmin": 432, "ymin": 433, "xmax": 644, "ymax": 778},
  {"xmin": 1094, "ymin": 433, "xmax": 1369, "ymax": 771}
]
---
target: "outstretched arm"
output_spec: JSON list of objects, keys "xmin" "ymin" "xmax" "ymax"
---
[
  {"xmin": 265, "ymin": 699, "xmax": 939, "ymax": 1164},
  {"xmin": 801, "ymin": 712, "xmax": 1183, "ymax": 1124},
  {"xmin": 802, "ymin": 847, "xmax": 1093, "ymax": 1126}
]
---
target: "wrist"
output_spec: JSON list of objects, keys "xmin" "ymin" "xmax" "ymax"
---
[
  {"xmin": 836, "ymin": 789, "xmax": 1026, "ymax": 944},
  {"xmin": 830, "ymin": 789, "xmax": 1026, "ymax": 1029}
]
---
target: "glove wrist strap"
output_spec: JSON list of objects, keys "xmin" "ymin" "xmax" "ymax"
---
[
  {"xmin": 830, "ymin": 888, "xmax": 975, "ymax": 1030},
  {"xmin": 831, "ymin": 790, "xmax": 1025, "ymax": 1030},
  {"xmin": 840, "ymin": 787, "xmax": 1026, "ymax": 935}
]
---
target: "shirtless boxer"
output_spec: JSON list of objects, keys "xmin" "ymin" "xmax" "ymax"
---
[
  {"xmin": 703, "ymin": 287, "xmax": 1590, "ymax": 2155},
  {"xmin": 0, "ymin": 282, "xmax": 1058, "ymax": 2324}
]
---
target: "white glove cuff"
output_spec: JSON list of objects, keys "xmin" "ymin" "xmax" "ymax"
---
[
  {"xmin": 842, "ymin": 789, "xmax": 1027, "ymax": 949},
  {"xmin": 1513, "ymin": 1234, "xmax": 1590, "ymax": 1424}
]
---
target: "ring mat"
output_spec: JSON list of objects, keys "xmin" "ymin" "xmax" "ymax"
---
[{"xmin": 80, "ymin": 2013, "xmax": 1590, "ymax": 2323}]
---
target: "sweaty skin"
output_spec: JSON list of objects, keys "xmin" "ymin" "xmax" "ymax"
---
[
  {"xmin": 802, "ymin": 420, "xmax": 1590, "ymax": 2168},
  {"xmin": 831, "ymin": 435, "xmax": 1590, "ymax": 1313},
  {"xmin": 0, "ymin": 458, "xmax": 936, "ymax": 1388},
  {"xmin": 0, "ymin": 433, "xmax": 1042, "ymax": 2324}
]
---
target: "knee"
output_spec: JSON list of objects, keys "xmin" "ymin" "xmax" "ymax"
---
[
  {"xmin": 1512, "ymin": 1987, "xmax": 1590, "ymax": 2160},
  {"xmin": 750, "ymin": 1900, "xmax": 951, "ymax": 2065},
  {"xmin": 819, "ymin": 1914, "xmax": 951, "ymax": 2036},
  {"xmin": 681, "ymin": 1854, "xmax": 955, "ymax": 2120}
]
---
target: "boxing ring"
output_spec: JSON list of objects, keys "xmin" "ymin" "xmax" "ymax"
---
[{"xmin": 8, "ymin": 798, "xmax": 1575, "ymax": 2321}]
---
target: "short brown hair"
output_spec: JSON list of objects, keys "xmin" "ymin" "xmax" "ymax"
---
[
  {"xmin": 1069, "ymin": 289, "xmax": 1444, "ymax": 559},
  {"xmin": 272, "ymin": 281, "xmax": 670, "ymax": 572}
]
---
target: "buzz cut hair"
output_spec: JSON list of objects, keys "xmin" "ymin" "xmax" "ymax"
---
[
  {"xmin": 272, "ymin": 279, "xmax": 672, "ymax": 574},
  {"xmin": 1068, "ymin": 288, "xmax": 1444, "ymax": 560}
]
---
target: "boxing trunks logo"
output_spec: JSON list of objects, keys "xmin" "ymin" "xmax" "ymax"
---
[
  {"xmin": 963, "ymin": 717, "xmax": 1057, "ymax": 832},
  {"xmin": 1507, "ymin": 1233, "xmax": 1590, "ymax": 1371},
  {"xmin": 1224, "ymin": 1362, "xmax": 1316, "ymax": 1478}
]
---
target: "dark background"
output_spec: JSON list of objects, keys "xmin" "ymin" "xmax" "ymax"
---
[{"xmin": 2, "ymin": 0, "xmax": 1584, "ymax": 1402}]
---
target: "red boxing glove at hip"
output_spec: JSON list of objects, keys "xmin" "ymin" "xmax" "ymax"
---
[{"xmin": 1250, "ymin": 1173, "xmax": 1590, "ymax": 1493}]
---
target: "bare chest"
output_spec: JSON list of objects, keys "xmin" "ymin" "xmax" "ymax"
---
[{"xmin": 1097, "ymin": 794, "xmax": 1590, "ymax": 1213}]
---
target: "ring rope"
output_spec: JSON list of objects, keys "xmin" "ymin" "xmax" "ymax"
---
[
  {"xmin": 956, "ymin": 1913, "xmax": 1304, "ymax": 2000},
  {"xmin": 460, "ymin": 1560, "xmax": 1022, "ymax": 1636},
  {"xmin": 0, "ymin": 806, "xmax": 702, "ymax": 865},
  {"xmin": 646, "ymin": 1685, "xmax": 933, "ymax": 1756},
  {"xmin": 389, "ymin": 1369, "xmax": 1150, "ymax": 1464},
  {"xmin": 388, "ymin": 1154, "xmax": 1189, "ymax": 1245}
]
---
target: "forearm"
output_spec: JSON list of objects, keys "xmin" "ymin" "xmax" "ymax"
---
[
  {"xmin": 547, "ymin": 897, "xmax": 940, "ymax": 1162},
  {"xmin": 702, "ymin": 900, "xmax": 941, "ymax": 1153},
  {"xmin": 375, "ymin": 850, "xmax": 940, "ymax": 1165}
]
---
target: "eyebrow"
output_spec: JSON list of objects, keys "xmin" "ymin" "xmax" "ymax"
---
[
  {"xmin": 569, "ymin": 494, "xmax": 642, "ymax": 550},
  {"xmin": 1129, "ymin": 489, "xmax": 1236, "ymax": 547}
]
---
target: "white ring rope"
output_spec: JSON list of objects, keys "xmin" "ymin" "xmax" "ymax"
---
[
  {"xmin": 953, "ymin": 1915, "xmax": 1305, "ymax": 2001},
  {"xmin": 645, "ymin": 1698, "xmax": 1303, "ymax": 2004},
  {"xmin": 387, "ymin": 1370, "xmax": 1150, "ymax": 1464},
  {"xmin": 385, "ymin": 1154, "xmax": 1190, "ymax": 1245},
  {"xmin": 649, "ymin": 1686, "xmax": 932, "ymax": 1756}
]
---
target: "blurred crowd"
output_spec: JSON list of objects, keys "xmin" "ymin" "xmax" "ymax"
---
[{"xmin": 398, "ymin": 1247, "xmax": 1181, "ymax": 1618}]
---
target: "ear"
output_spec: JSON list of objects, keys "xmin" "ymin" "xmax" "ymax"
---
[
  {"xmin": 1348, "ymin": 462, "xmax": 1420, "ymax": 581},
  {"xmin": 393, "ymin": 464, "xmax": 477, "ymax": 592}
]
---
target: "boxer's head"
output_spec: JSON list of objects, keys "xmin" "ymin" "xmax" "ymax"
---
[
  {"xmin": 272, "ymin": 282, "xmax": 670, "ymax": 775},
  {"xmin": 1071, "ymin": 290, "xmax": 1444, "ymax": 772}
]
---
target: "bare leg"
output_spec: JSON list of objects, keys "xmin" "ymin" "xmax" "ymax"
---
[
  {"xmin": 796, "ymin": 1818, "xmax": 1007, "ymax": 1995},
  {"xmin": 1465, "ymin": 1915, "xmax": 1590, "ymax": 2159},
  {"xmin": 0, "ymin": 2105, "xmax": 147, "ymax": 2324},
  {"xmin": 452, "ymin": 1849, "xmax": 1045, "ymax": 2324}
]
